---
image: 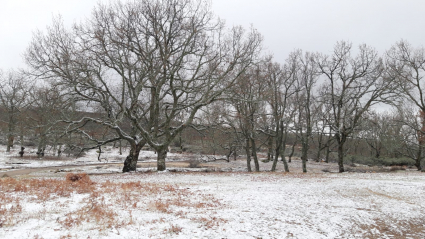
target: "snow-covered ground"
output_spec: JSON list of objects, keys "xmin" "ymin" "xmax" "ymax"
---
[
  {"xmin": 1, "ymin": 145, "xmax": 425, "ymax": 238},
  {"xmin": 1, "ymin": 172, "xmax": 425, "ymax": 238},
  {"xmin": 0, "ymin": 145, "xmax": 189, "ymax": 169}
]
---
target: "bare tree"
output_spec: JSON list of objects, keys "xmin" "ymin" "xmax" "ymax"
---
[
  {"xmin": 387, "ymin": 40, "xmax": 425, "ymax": 111},
  {"xmin": 311, "ymin": 101, "xmax": 334, "ymax": 162},
  {"xmin": 264, "ymin": 58, "xmax": 298, "ymax": 172},
  {"xmin": 27, "ymin": 85, "xmax": 72, "ymax": 158},
  {"xmin": 25, "ymin": 0, "xmax": 262, "ymax": 171},
  {"xmin": 360, "ymin": 111, "xmax": 395, "ymax": 158},
  {"xmin": 315, "ymin": 41, "xmax": 390, "ymax": 172},
  {"xmin": 391, "ymin": 104, "xmax": 425, "ymax": 170},
  {"xmin": 386, "ymin": 40, "xmax": 425, "ymax": 170},
  {"xmin": 0, "ymin": 70, "xmax": 31, "ymax": 152},
  {"xmin": 190, "ymin": 101, "xmax": 239, "ymax": 160},
  {"xmin": 229, "ymin": 63, "xmax": 268, "ymax": 172},
  {"xmin": 292, "ymin": 50, "xmax": 320, "ymax": 172}
]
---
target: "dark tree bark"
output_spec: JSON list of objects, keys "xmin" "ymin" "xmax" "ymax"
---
[
  {"xmin": 36, "ymin": 133, "xmax": 47, "ymax": 159},
  {"xmin": 251, "ymin": 138, "xmax": 260, "ymax": 172},
  {"xmin": 245, "ymin": 139, "xmax": 252, "ymax": 172},
  {"xmin": 157, "ymin": 147, "xmax": 167, "ymax": 172},
  {"xmin": 325, "ymin": 145, "xmax": 331, "ymax": 163},
  {"xmin": 336, "ymin": 134, "xmax": 347, "ymax": 173},
  {"xmin": 301, "ymin": 139, "xmax": 308, "ymax": 173},
  {"xmin": 288, "ymin": 140, "xmax": 296, "ymax": 163},
  {"xmin": 267, "ymin": 135, "xmax": 273, "ymax": 162},
  {"xmin": 271, "ymin": 123, "xmax": 281, "ymax": 171},
  {"xmin": 123, "ymin": 143, "xmax": 144, "ymax": 172},
  {"xmin": 271, "ymin": 121, "xmax": 289, "ymax": 172}
]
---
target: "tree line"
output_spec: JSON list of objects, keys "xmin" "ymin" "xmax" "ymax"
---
[{"xmin": 1, "ymin": 0, "xmax": 424, "ymax": 173}]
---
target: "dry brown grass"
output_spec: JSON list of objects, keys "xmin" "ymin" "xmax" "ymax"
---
[
  {"xmin": 0, "ymin": 173, "xmax": 223, "ymax": 232},
  {"xmin": 165, "ymin": 224, "xmax": 183, "ymax": 235},
  {"xmin": 58, "ymin": 195, "xmax": 118, "ymax": 229},
  {"xmin": 353, "ymin": 218, "xmax": 425, "ymax": 239},
  {"xmin": 190, "ymin": 216, "xmax": 228, "ymax": 229},
  {"xmin": 147, "ymin": 187, "xmax": 221, "ymax": 216}
]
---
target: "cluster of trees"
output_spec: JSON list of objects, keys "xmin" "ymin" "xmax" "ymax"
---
[
  {"xmin": 0, "ymin": 69, "xmax": 72, "ymax": 157},
  {"xmin": 202, "ymin": 41, "xmax": 425, "ymax": 173},
  {"xmin": 1, "ymin": 0, "xmax": 425, "ymax": 173}
]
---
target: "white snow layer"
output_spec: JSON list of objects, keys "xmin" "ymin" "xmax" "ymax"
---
[{"xmin": 1, "ymin": 172, "xmax": 424, "ymax": 238}]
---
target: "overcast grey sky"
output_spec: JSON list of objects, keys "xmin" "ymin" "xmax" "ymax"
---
[{"xmin": 1, "ymin": 0, "xmax": 425, "ymax": 69}]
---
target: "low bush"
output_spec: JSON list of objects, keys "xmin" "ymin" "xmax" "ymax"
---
[
  {"xmin": 389, "ymin": 166, "xmax": 406, "ymax": 171},
  {"xmin": 66, "ymin": 173, "xmax": 91, "ymax": 183},
  {"xmin": 347, "ymin": 155, "xmax": 416, "ymax": 167},
  {"xmin": 188, "ymin": 159, "xmax": 201, "ymax": 168}
]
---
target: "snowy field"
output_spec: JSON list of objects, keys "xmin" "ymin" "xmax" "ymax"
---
[
  {"xmin": 0, "ymin": 146, "xmax": 187, "ymax": 170},
  {"xmin": 1, "ymin": 146, "xmax": 425, "ymax": 238}
]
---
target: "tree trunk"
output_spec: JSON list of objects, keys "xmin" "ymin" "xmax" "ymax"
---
[
  {"xmin": 251, "ymin": 138, "xmax": 260, "ymax": 172},
  {"xmin": 375, "ymin": 149, "xmax": 380, "ymax": 158},
  {"xmin": 271, "ymin": 140, "xmax": 280, "ymax": 172},
  {"xmin": 301, "ymin": 139, "xmax": 308, "ymax": 173},
  {"xmin": 288, "ymin": 142, "xmax": 295, "ymax": 163},
  {"xmin": 280, "ymin": 146, "xmax": 289, "ymax": 172},
  {"xmin": 315, "ymin": 147, "xmax": 322, "ymax": 162},
  {"xmin": 280, "ymin": 132, "xmax": 289, "ymax": 172},
  {"xmin": 325, "ymin": 145, "xmax": 330, "ymax": 163},
  {"xmin": 267, "ymin": 136, "xmax": 273, "ymax": 161},
  {"xmin": 122, "ymin": 143, "xmax": 143, "ymax": 172},
  {"xmin": 337, "ymin": 141, "xmax": 345, "ymax": 173},
  {"xmin": 336, "ymin": 133, "xmax": 347, "ymax": 173},
  {"xmin": 37, "ymin": 134, "xmax": 46, "ymax": 158},
  {"xmin": 226, "ymin": 147, "xmax": 234, "ymax": 162},
  {"xmin": 157, "ymin": 147, "xmax": 167, "ymax": 171},
  {"xmin": 52, "ymin": 137, "xmax": 58, "ymax": 156},
  {"xmin": 271, "ymin": 122, "xmax": 289, "ymax": 172},
  {"xmin": 57, "ymin": 144, "xmax": 62, "ymax": 158},
  {"xmin": 19, "ymin": 146, "xmax": 25, "ymax": 157},
  {"xmin": 245, "ymin": 139, "xmax": 252, "ymax": 172},
  {"xmin": 315, "ymin": 133, "xmax": 324, "ymax": 162},
  {"xmin": 6, "ymin": 135, "xmax": 14, "ymax": 152}
]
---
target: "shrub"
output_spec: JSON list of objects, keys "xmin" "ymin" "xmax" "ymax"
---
[
  {"xmin": 390, "ymin": 166, "xmax": 406, "ymax": 171},
  {"xmin": 188, "ymin": 159, "xmax": 201, "ymax": 168},
  {"xmin": 347, "ymin": 155, "xmax": 415, "ymax": 167},
  {"xmin": 66, "ymin": 173, "xmax": 91, "ymax": 183}
]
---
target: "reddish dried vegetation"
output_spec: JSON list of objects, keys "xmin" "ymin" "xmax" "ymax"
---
[{"xmin": 0, "ymin": 173, "xmax": 223, "ymax": 234}]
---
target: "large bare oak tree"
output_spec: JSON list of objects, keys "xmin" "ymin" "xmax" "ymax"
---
[{"xmin": 25, "ymin": 0, "xmax": 262, "ymax": 171}]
